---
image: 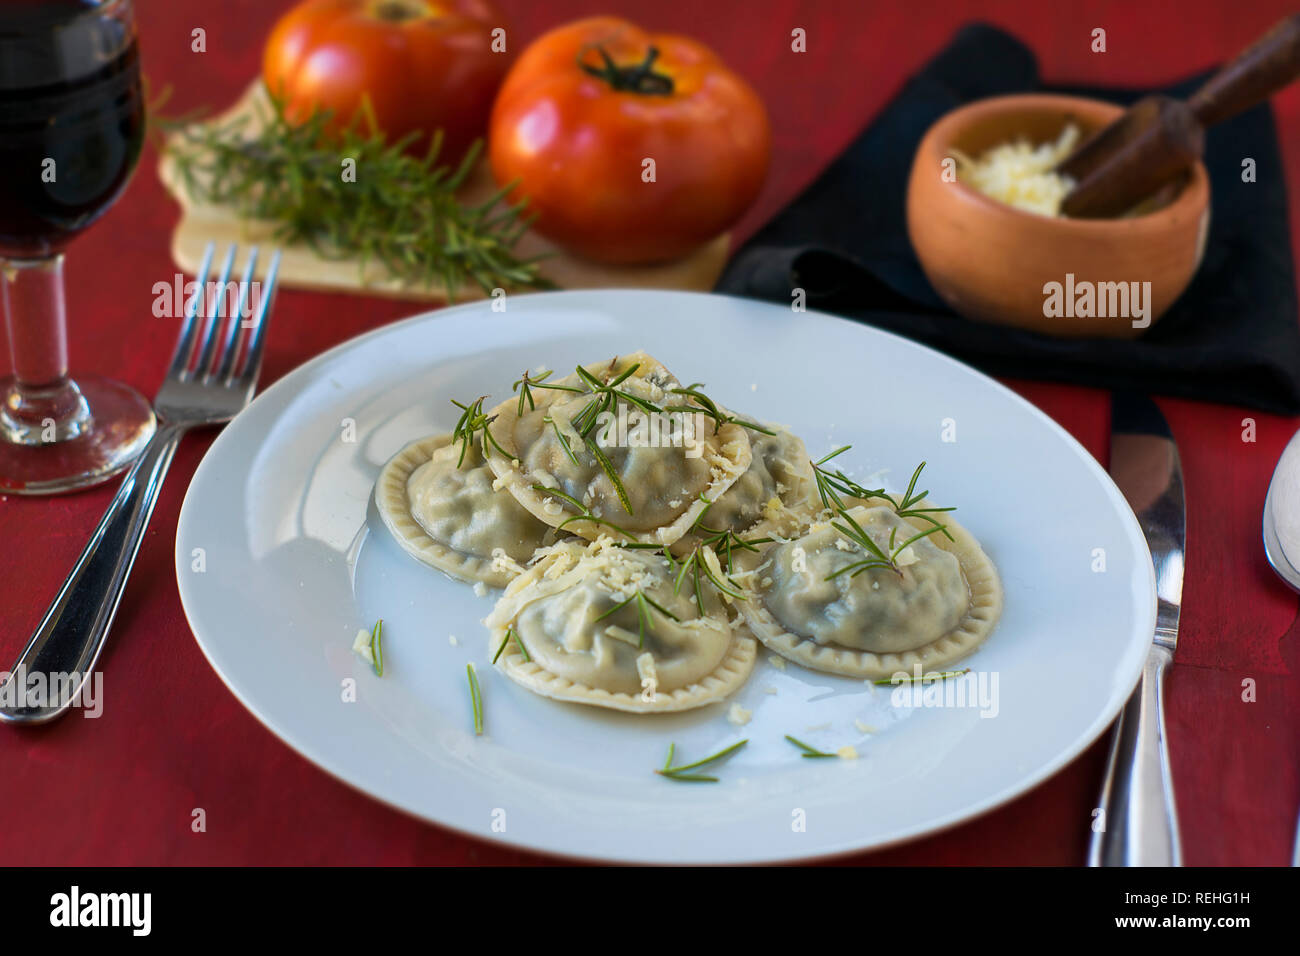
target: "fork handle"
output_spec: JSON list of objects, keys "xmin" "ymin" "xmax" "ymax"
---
[
  {"xmin": 0, "ymin": 423, "xmax": 186, "ymax": 724},
  {"xmin": 1088, "ymin": 645, "xmax": 1182, "ymax": 866}
]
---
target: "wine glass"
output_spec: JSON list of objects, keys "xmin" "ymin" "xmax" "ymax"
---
[{"xmin": 0, "ymin": 0, "xmax": 154, "ymax": 493}]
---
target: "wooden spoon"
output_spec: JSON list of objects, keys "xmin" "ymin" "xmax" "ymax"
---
[{"xmin": 1058, "ymin": 14, "xmax": 1300, "ymax": 219}]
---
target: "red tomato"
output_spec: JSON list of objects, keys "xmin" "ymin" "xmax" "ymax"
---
[
  {"xmin": 489, "ymin": 17, "xmax": 771, "ymax": 264},
  {"xmin": 263, "ymin": 0, "xmax": 510, "ymax": 160}
]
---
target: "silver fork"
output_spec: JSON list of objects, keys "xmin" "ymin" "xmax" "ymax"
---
[{"xmin": 0, "ymin": 243, "xmax": 281, "ymax": 724}]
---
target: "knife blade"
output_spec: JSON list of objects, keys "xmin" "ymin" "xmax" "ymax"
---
[{"xmin": 1088, "ymin": 392, "xmax": 1185, "ymax": 867}]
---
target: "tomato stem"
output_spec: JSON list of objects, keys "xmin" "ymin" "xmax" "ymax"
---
[
  {"xmin": 370, "ymin": 0, "xmax": 429, "ymax": 22},
  {"xmin": 578, "ymin": 44, "xmax": 674, "ymax": 95}
]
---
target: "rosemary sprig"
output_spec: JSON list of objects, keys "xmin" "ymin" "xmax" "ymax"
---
[
  {"xmin": 369, "ymin": 619, "xmax": 384, "ymax": 677},
  {"xmin": 892, "ymin": 461, "xmax": 957, "ymax": 539},
  {"xmin": 515, "ymin": 362, "xmax": 653, "ymax": 517},
  {"xmin": 826, "ymin": 506, "xmax": 949, "ymax": 580},
  {"xmin": 665, "ymin": 383, "xmax": 775, "ymax": 435},
  {"xmin": 811, "ymin": 450, "xmax": 955, "ymax": 541},
  {"xmin": 595, "ymin": 588, "xmax": 679, "ymax": 648},
  {"xmin": 467, "ymin": 663, "xmax": 483, "ymax": 735},
  {"xmin": 573, "ymin": 363, "xmax": 663, "ymax": 424},
  {"xmin": 158, "ymin": 92, "xmax": 551, "ymax": 299},
  {"xmin": 812, "ymin": 445, "xmax": 888, "ymax": 511},
  {"xmin": 512, "ymin": 369, "xmax": 583, "ymax": 416},
  {"xmin": 517, "ymin": 362, "xmax": 749, "ymax": 520},
  {"xmin": 450, "ymin": 395, "xmax": 510, "ymax": 466},
  {"xmin": 826, "ymin": 507, "xmax": 904, "ymax": 578},
  {"xmin": 531, "ymin": 484, "xmax": 634, "ymax": 539},
  {"xmin": 812, "ymin": 446, "xmax": 851, "ymax": 511},
  {"xmin": 784, "ymin": 735, "xmax": 837, "ymax": 758},
  {"xmin": 492, "ymin": 625, "xmax": 530, "ymax": 664},
  {"xmin": 566, "ymin": 363, "xmax": 664, "ymax": 468},
  {"xmin": 655, "ymin": 739, "xmax": 748, "ymax": 782},
  {"xmin": 681, "ymin": 496, "xmax": 771, "ymax": 575},
  {"xmin": 514, "ymin": 369, "xmax": 545, "ymax": 415},
  {"xmin": 668, "ymin": 546, "xmax": 747, "ymax": 606},
  {"xmin": 873, "ymin": 668, "xmax": 971, "ymax": 686},
  {"xmin": 697, "ymin": 526, "xmax": 771, "ymax": 574}
]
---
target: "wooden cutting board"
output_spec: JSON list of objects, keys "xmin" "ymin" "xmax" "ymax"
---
[{"xmin": 157, "ymin": 82, "xmax": 731, "ymax": 300}]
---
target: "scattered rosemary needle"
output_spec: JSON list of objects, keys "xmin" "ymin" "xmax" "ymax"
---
[
  {"xmin": 784, "ymin": 734, "xmax": 837, "ymax": 759},
  {"xmin": 157, "ymin": 92, "xmax": 552, "ymax": 299},
  {"xmin": 656, "ymin": 739, "xmax": 748, "ymax": 782},
  {"xmin": 873, "ymin": 668, "xmax": 972, "ymax": 686},
  {"xmin": 369, "ymin": 619, "xmax": 383, "ymax": 677},
  {"xmin": 467, "ymin": 663, "xmax": 484, "ymax": 735}
]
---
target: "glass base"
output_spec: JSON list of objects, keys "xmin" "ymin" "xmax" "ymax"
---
[{"xmin": 0, "ymin": 375, "xmax": 155, "ymax": 494}]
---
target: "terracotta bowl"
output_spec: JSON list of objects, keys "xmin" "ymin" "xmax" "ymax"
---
[{"xmin": 906, "ymin": 94, "xmax": 1210, "ymax": 339}]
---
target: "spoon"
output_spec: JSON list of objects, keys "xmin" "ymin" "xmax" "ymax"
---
[
  {"xmin": 1263, "ymin": 429, "xmax": 1300, "ymax": 591},
  {"xmin": 1260, "ymin": 428, "xmax": 1300, "ymax": 865}
]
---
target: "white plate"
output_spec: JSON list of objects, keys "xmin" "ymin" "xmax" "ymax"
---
[{"xmin": 176, "ymin": 290, "xmax": 1154, "ymax": 864}]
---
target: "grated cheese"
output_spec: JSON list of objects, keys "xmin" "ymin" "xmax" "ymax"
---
[
  {"xmin": 352, "ymin": 628, "xmax": 375, "ymax": 667},
  {"xmin": 952, "ymin": 124, "xmax": 1079, "ymax": 217}
]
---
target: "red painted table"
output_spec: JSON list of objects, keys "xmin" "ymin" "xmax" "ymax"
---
[{"xmin": 1, "ymin": 0, "xmax": 1296, "ymax": 866}]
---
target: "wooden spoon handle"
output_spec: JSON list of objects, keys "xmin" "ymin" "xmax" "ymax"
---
[{"xmin": 1187, "ymin": 13, "xmax": 1300, "ymax": 127}]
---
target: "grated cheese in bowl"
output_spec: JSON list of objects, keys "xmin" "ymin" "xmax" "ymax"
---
[{"xmin": 951, "ymin": 124, "xmax": 1079, "ymax": 217}]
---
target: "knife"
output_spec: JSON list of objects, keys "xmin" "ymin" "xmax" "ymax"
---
[{"xmin": 1088, "ymin": 392, "xmax": 1184, "ymax": 867}]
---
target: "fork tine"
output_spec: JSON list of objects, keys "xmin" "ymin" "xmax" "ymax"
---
[
  {"xmin": 166, "ymin": 242, "xmax": 214, "ymax": 377},
  {"xmin": 194, "ymin": 243, "xmax": 236, "ymax": 379},
  {"xmin": 232, "ymin": 249, "xmax": 281, "ymax": 388},
  {"xmin": 214, "ymin": 247, "xmax": 258, "ymax": 382}
]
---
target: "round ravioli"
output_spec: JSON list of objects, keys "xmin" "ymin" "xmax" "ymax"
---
[
  {"xmin": 483, "ymin": 352, "xmax": 752, "ymax": 547},
  {"xmin": 740, "ymin": 504, "xmax": 1001, "ymax": 677},
  {"xmin": 376, "ymin": 433, "xmax": 556, "ymax": 587},
  {"xmin": 485, "ymin": 539, "xmax": 757, "ymax": 712}
]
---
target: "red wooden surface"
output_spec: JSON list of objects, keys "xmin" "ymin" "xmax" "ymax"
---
[{"xmin": 1, "ymin": 0, "xmax": 1296, "ymax": 866}]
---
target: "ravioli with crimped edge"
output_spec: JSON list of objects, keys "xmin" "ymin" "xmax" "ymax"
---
[
  {"xmin": 375, "ymin": 433, "xmax": 558, "ymax": 588},
  {"xmin": 485, "ymin": 538, "xmax": 757, "ymax": 713},
  {"xmin": 738, "ymin": 503, "xmax": 1002, "ymax": 678},
  {"xmin": 481, "ymin": 352, "xmax": 753, "ymax": 548}
]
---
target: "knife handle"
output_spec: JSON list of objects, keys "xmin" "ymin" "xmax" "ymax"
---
[{"xmin": 1088, "ymin": 645, "xmax": 1182, "ymax": 866}]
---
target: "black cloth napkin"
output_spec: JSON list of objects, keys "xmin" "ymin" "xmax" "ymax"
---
[{"xmin": 716, "ymin": 23, "xmax": 1300, "ymax": 414}]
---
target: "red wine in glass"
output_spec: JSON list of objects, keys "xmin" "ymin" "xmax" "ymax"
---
[{"xmin": 0, "ymin": 0, "xmax": 155, "ymax": 493}]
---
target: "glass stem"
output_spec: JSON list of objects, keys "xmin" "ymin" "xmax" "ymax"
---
[{"xmin": 1, "ymin": 255, "xmax": 89, "ymax": 445}]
